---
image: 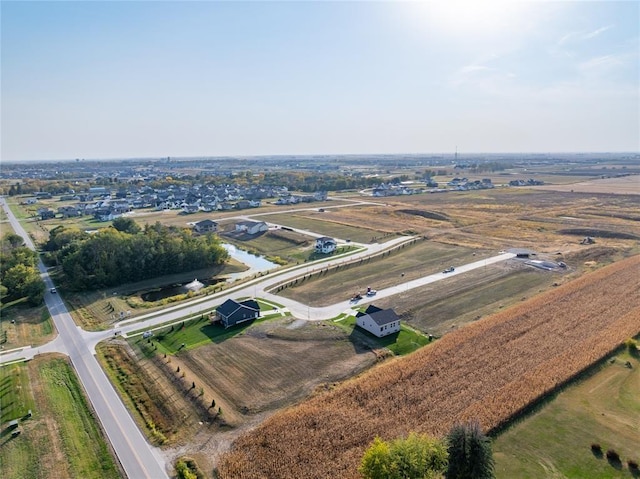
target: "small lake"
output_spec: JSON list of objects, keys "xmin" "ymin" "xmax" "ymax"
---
[{"xmin": 140, "ymin": 244, "xmax": 277, "ymax": 302}]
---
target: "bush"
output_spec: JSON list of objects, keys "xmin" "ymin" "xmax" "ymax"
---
[
  {"xmin": 624, "ymin": 338, "xmax": 639, "ymax": 356},
  {"xmin": 628, "ymin": 460, "xmax": 638, "ymax": 470},
  {"xmin": 606, "ymin": 449, "xmax": 620, "ymax": 462},
  {"xmin": 590, "ymin": 443, "xmax": 601, "ymax": 453}
]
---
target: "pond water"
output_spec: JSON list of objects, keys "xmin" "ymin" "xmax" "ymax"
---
[{"xmin": 140, "ymin": 244, "xmax": 278, "ymax": 302}]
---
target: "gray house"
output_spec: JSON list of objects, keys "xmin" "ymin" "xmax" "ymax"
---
[{"xmin": 215, "ymin": 299, "xmax": 260, "ymax": 328}]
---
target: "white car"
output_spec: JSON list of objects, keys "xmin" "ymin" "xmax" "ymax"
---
[{"xmin": 50, "ymin": 288, "xmax": 57, "ymax": 294}]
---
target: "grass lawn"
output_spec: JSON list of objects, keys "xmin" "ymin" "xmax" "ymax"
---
[
  {"xmin": 140, "ymin": 302, "xmax": 285, "ymax": 355},
  {"xmin": 333, "ymin": 315, "xmax": 431, "ymax": 356},
  {"xmin": 0, "ymin": 300, "xmax": 53, "ymax": 349},
  {"xmin": 493, "ymin": 350, "xmax": 640, "ymax": 479},
  {"xmin": 0, "ymin": 356, "xmax": 120, "ymax": 479},
  {"xmin": 0, "ymin": 362, "xmax": 35, "ymax": 423}
]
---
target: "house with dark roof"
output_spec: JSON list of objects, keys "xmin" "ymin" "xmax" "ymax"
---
[
  {"xmin": 356, "ymin": 307, "xmax": 400, "ymax": 338},
  {"xmin": 194, "ymin": 219, "xmax": 218, "ymax": 234},
  {"xmin": 315, "ymin": 236, "xmax": 337, "ymax": 254},
  {"xmin": 215, "ymin": 299, "xmax": 260, "ymax": 328}
]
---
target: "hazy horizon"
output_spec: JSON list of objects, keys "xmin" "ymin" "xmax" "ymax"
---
[{"xmin": 2, "ymin": 1, "xmax": 639, "ymax": 162}]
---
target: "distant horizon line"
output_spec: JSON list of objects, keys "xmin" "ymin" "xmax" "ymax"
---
[{"xmin": 4, "ymin": 150, "xmax": 639, "ymax": 164}]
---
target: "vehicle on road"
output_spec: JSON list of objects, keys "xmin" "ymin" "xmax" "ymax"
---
[
  {"xmin": 442, "ymin": 266, "xmax": 455, "ymax": 274},
  {"xmin": 50, "ymin": 288, "xmax": 57, "ymax": 293},
  {"xmin": 366, "ymin": 287, "xmax": 377, "ymax": 296}
]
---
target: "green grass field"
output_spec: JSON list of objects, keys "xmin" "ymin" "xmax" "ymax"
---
[
  {"xmin": 0, "ymin": 362, "xmax": 35, "ymax": 424},
  {"xmin": 138, "ymin": 301, "xmax": 285, "ymax": 355},
  {"xmin": 333, "ymin": 315, "xmax": 431, "ymax": 356},
  {"xmin": 493, "ymin": 350, "xmax": 640, "ymax": 479},
  {"xmin": 0, "ymin": 300, "xmax": 53, "ymax": 349},
  {"xmin": 0, "ymin": 357, "xmax": 120, "ymax": 479}
]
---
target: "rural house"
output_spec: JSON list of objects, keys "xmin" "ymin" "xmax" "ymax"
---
[
  {"xmin": 356, "ymin": 306, "xmax": 400, "ymax": 338},
  {"xmin": 194, "ymin": 219, "xmax": 218, "ymax": 234},
  {"xmin": 235, "ymin": 221, "xmax": 268, "ymax": 235},
  {"xmin": 215, "ymin": 299, "xmax": 260, "ymax": 328},
  {"xmin": 315, "ymin": 236, "xmax": 337, "ymax": 254}
]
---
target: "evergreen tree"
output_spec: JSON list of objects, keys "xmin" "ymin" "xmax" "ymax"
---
[{"xmin": 446, "ymin": 420, "xmax": 494, "ymax": 479}]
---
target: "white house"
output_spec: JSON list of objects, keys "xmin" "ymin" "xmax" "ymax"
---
[
  {"xmin": 356, "ymin": 307, "xmax": 400, "ymax": 338},
  {"xmin": 235, "ymin": 220, "xmax": 268, "ymax": 235},
  {"xmin": 315, "ymin": 236, "xmax": 337, "ymax": 254}
]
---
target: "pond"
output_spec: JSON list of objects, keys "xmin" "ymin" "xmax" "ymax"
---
[{"xmin": 139, "ymin": 244, "xmax": 278, "ymax": 302}]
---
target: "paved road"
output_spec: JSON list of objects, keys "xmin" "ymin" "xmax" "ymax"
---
[{"xmin": 0, "ymin": 198, "xmax": 169, "ymax": 479}]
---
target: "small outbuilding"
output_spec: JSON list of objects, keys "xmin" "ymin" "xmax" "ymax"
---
[
  {"xmin": 356, "ymin": 306, "xmax": 401, "ymax": 338},
  {"xmin": 215, "ymin": 299, "xmax": 260, "ymax": 328}
]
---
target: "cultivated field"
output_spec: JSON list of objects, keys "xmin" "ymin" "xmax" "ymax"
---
[
  {"xmin": 216, "ymin": 255, "xmax": 640, "ymax": 478},
  {"xmin": 533, "ymin": 174, "xmax": 640, "ymax": 195},
  {"xmin": 0, "ymin": 355, "xmax": 120, "ymax": 479},
  {"xmin": 493, "ymin": 349, "xmax": 639, "ymax": 479}
]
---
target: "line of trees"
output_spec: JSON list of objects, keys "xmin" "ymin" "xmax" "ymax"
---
[
  {"xmin": 44, "ymin": 221, "xmax": 228, "ymax": 291},
  {"xmin": 0, "ymin": 233, "xmax": 45, "ymax": 305}
]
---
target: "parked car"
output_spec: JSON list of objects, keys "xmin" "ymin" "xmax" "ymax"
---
[{"xmin": 442, "ymin": 266, "xmax": 455, "ymax": 273}]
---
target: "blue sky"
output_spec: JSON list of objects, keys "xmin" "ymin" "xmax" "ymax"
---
[{"xmin": 2, "ymin": 1, "xmax": 638, "ymax": 161}]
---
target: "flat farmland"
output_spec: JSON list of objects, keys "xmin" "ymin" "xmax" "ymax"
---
[
  {"xmin": 216, "ymin": 255, "xmax": 640, "ymax": 479},
  {"xmin": 533, "ymin": 174, "xmax": 640, "ymax": 195},
  {"xmin": 275, "ymin": 239, "xmax": 477, "ymax": 307},
  {"xmin": 494, "ymin": 350, "xmax": 640, "ymax": 479},
  {"xmin": 258, "ymin": 211, "xmax": 396, "ymax": 243}
]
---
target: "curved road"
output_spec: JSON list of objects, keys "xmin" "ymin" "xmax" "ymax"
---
[{"xmin": 1, "ymin": 197, "xmax": 516, "ymax": 478}]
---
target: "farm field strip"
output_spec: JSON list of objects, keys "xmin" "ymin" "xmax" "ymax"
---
[{"xmin": 216, "ymin": 255, "xmax": 640, "ymax": 479}]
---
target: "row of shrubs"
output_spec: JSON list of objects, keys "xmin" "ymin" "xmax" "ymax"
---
[{"xmin": 591, "ymin": 444, "xmax": 638, "ymax": 470}]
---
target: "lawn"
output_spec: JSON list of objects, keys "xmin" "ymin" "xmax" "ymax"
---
[
  {"xmin": 493, "ymin": 349, "xmax": 640, "ymax": 479},
  {"xmin": 0, "ymin": 362, "xmax": 35, "ymax": 424},
  {"xmin": 333, "ymin": 314, "xmax": 431, "ymax": 356},
  {"xmin": 0, "ymin": 356, "xmax": 120, "ymax": 479},
  {"xmin": 140, "ymin": 301, "xmax": 284, "ymax": 355}
]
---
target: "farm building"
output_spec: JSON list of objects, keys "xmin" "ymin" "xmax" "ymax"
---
[
  {"xmin": 356, "ymin": 306, "xmax": 400, "ymax": 338},
  {"xmin": 315, "ymin": 237, "xmax": 337, "ymax": 254},
  {"xmin": 215, "ymin": 299, "xmax": 260, "ymax": 328},
  {"xmin": 235, "ymin": 221, "xmax": 268, "ymax": 235},
  {"xmin": 194, "ymin": 219, "xmax": 218, "ymax": 233}
]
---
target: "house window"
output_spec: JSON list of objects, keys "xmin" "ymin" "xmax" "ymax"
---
[{"xmin": 380, "ymin": 327, "xmax": 383, "ymax": 332}]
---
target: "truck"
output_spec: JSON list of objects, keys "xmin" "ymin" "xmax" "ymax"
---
[{"xmin": 442, "ymin": 266, "xmax": 455, "ymax": 274}]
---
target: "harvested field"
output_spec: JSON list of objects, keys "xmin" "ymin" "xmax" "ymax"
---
[
  {"xmin": 276, "ymin": 239, "xmax": 476, "ymax": 307},
  {"xmin": 216, "ymin": 255, "xmax": 640, "ymax": 479},
  {"xmin": 532, "ymin": 175, "xmax": 640, "ymax": 195}
]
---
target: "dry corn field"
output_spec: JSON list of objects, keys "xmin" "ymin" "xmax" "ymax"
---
[{"xmin": 217, "ymin": 255, "xmax": 640, "ymax": 479}]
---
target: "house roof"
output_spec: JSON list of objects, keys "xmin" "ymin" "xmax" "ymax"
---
[
  {"xmin": 195, "ymin": 219, "xmax": 217, "ymax": 227},
  {"xmin": 316, "ymin": 236, "xmax": 336, "ymax": 243},
  {"xmin": 365, "ymin": 309, "xmax": 399, "ymax": 326},
  {"xmin": 356, "ymin": 304, "xmax": 383, "ymax": 318},
  {"xmin": 216, "ymin": 298, "xmax": 260, "ymax": 318},
  {"xmin": 237, "ymin": 220, "xmax": 265, "ymax": 228}
]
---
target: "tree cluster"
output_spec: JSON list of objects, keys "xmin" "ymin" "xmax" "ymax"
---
[
  {"xmin": 0, "ymin": 233, "xmax": 45, "ymax": 305},
  {"xmin": 360, "ymin": 421, "xmax": 494, "ymax": 479},
  {"xmin": 46, "ymin": 222, "xmax": 228, "ymax": 291}
]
